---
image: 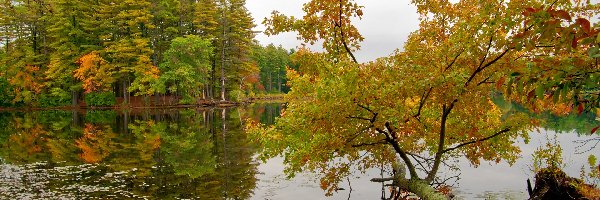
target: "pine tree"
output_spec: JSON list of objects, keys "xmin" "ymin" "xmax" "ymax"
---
[
  {"xmin": 149, "ymin": 0, "xmax": 180, "ymax": 66},
  {"xmin": 215, "ymin": 0, "xmax": 255, "ymax": 101},
  {"xmin": 46, "ymin": 0, "xmax": 95, "ymax": 105},
  {"xmin": 194, "ymin": 0, "xmax": 219, "ymax": 98}
]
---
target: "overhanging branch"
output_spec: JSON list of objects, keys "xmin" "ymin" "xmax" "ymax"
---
[{"xmin": 443, "ymin": 128, "xmax": 511, "ymax": 154}]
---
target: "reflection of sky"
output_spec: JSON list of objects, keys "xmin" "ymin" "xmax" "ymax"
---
[{"xmin": 252, "ymin": 129, "xmax": 600, "ymax": 199}]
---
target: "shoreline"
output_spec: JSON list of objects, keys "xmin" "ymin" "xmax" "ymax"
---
[{"xmin": 0, "ymin": 95, "xmax": 285, "ymax": 112}]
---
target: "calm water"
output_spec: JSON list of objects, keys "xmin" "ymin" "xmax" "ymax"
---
[{"xmin": 0, "ymin": 103, "xmax": 598, "ymax": 199}]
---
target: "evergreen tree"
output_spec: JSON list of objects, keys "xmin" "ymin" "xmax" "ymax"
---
[
  {"xmin": 215, "ymin": 0, "xmax": 255, "ymax": 101},
  {"xmin": 95, "ymin": 0, "xmax": 158, "ymax": 102}
]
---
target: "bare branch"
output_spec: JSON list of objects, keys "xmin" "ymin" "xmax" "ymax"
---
[
  {"xmin": 351, "ymin": 140, "xmax": 386, "ymax": 148},
  {"xmin": 333, "ymin": 0, "xmax": 358, "ymax": 64},
  {"xmin": 443, "ymin": 128, "xmax": 511, "ymax": 154}
]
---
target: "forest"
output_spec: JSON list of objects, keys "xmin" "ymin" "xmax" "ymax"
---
[{"xmin": 0, "ymin": 0, "xmax": 290, "ymax": 108}]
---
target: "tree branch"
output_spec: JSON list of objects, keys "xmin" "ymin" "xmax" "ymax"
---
[
  {"xmin": 465, "ymin": 48, "xmax": 510, "ymax": 87},
  {"xmin": 377, "ymin": 126, "xmax": 419, "ymax": 179},
  {"xmin": 442, "ymin": 128, "xmax": 511, "ymax": 154},
  {"xmin": 407, "ymin": 87, "xmax": 433, "ymax": 123},
  {"xmin": 351, "ymin": 140, "xmax": 386, "ymax": 148},
  {"xmin": 334, "ymin": 0, "xmax": 358, "ymax": 64},
  {"xmin": 426, "ymin": 99, "xmax": 457, "ymax": 182},
  {"xmin": 477, "ymin": 35, "xmax": 495, "ymax": 70},
  {"xmin": 444, "ymin": 50, "xmax": 464, "ymax": 72}
]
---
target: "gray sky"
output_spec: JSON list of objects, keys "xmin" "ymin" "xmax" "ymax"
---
[{"xmin": 245, "ymin": 0, "xmax": 420, "ymax": 63}]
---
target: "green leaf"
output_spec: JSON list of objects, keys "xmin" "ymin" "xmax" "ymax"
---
[
  {"xmin": 552, "ymin": 87, "xmax": 560, "ymax": 103},
  {"xmin": 588, "ymin": 47, "xmax": 599, "ymax": 58},
  {"xmin": 588, "ymin": 155, "xmax": 597, "ymax": 167},
  {"xmin": 536, "ymin": 85, "xmax": 545, "ymax": 99}
]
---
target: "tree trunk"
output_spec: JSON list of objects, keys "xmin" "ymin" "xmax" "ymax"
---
[
  {"xmin": 71, "ymin": 90, "xmax": 78, "ymax": 107},
  {"xmin": 220, "ymin": 0, "xmax": 227, "ymax": 101},
  {"xmin": 371, "ymin": 160, "xmax": 447, "ymax": 200},
  {"xmin": 122, "ymin": 80, "xmax": 128, "ymax": 105},
  {"xmin": 277, "ymin": 68, "xmax": 281, "ymax": 93},
  {"xmin": 268, "ymin": 71, "xmax": 272, "ymax": 92}
]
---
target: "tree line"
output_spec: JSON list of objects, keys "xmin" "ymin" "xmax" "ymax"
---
[{"xmin": 0, "ymin": 0, "xmax": 291, "ymax": 107}]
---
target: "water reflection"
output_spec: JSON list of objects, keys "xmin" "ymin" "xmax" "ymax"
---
[
  {"xmin": 0, "ymin": 104, "xmax": 282, "ymax": 199},
  {"xmin": 0, "ymin": 103, "xmax": 597, "ymax": 199}
]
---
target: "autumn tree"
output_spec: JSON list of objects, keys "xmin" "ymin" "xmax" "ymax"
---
[
  {"xmin": 263, "ymin": 0, "xmax": 363, "ymax": 63},
  {"xmin": 73, "ymin": 51, "xmax": 115, "ymax": 93},
  {"xmin": 95, "ymin": 0, "xmax": 158, "ymax": 103},
  {"xmin": 500, "ymin": 2, "xmax": 600, "ymax": 117},
  {"xmin": 251, "ymin": 0, "xmax": 597, "ymax": 199},
  {"xmin": 0, "ymin": 0, "xmax": 50, "ymax": 105}
]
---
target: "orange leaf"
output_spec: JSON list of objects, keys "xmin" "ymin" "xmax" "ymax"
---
[
  {"xmin": 578, "ymin": 103, "xmax": 584, "ymax": 115},
  {"xmin": 550, "ymin": 10, "xmax": 571, "ymax": 21},
  {"xmin": 495, "ymin": 77, "xmax": 506, "ymax": 90},
  {"xmin": 527, "ymin": 89, "xmax": 535, "ymax": 101},
  {"xmin": 576, "ymin": 18, "xmax": 591, "ymax": 34},
  {"xmin": 523, "ymin": 7, "xmax": 537, "ymax": 17},
  {"xmin": 592, "ymin": 126, "xmax": 600, "ymax": 135}
]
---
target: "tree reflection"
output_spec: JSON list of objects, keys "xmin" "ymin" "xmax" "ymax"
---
[{"xmin": 0, "ymin": 104, "xmax": 275, "ymax": 199}]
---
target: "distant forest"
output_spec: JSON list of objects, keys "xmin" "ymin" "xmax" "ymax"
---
[{"xmin": 0, "ymin": 0, "xmax": 292, "ymax": 107}]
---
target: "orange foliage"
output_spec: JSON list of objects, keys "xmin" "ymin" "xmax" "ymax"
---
[
  {"xmin": 74, "ymin": 52, "xmax": 115, "ymax": 93},
  {"xmin": 9, "ymin": 64, "xmax": 44, "ymax": 99},
  {"xmin": 9, "ymin": 124, "xmax": 47, "ymax": 156},
  {"xmin": 76, "ymin": 124, "xmax": 115, "ymax": 163}
]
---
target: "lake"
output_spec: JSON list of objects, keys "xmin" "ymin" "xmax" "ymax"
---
[{"xmin": 0, "ymin": 103, "xmax": 598, "ymax": 199}]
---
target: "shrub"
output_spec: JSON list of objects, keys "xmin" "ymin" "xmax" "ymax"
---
[
  {"xmin": 38, "ymin": 89, "xmax": 71, "ymax": 107},
  {"xmin": 229, "ymin": 89, "xmax": 245, "ymax": 102},
  {"xmin": 85, "ymin": 91, "xmax": 116, "ymax": 107}
]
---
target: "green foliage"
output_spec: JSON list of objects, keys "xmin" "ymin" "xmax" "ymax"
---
[
  {"xmin": 229, "ymin": 89, "xmax": 245, "ymax": 102},
  {"xmin": 85, "ymin": 110, "xmax": 117, "ymax": 124},
  {"xmin": 252, "ymin": 44, "xmax": 291, "ymax": 93},
  {"xmin": 532, "ymin": 135, "xmax": 565, "ymax": 172},
  {"xmin": 159, "ymin": 35, "xmax": 214, "ymax": 103},
  {"xmin": 0, "ymin": 77, "xmax": 15, "ymax": 107},
  {"xmin": 85, "ymin": 92, "xmax": 116, "ymax": 107},
  {"xmin": 38, "ymin": 94, "xmax": 71, "ymax": 108}
]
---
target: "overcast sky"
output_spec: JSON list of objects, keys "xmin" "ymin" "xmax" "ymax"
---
[{"xmin": 245, "ymin": 0, "xmax": 420, "ymax": 63}]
